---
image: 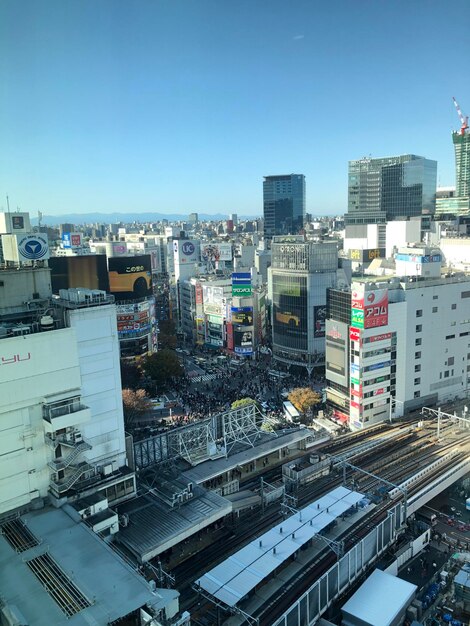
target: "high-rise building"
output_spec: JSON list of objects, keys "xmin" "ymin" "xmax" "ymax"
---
[
  {"xmin": 453, "ymin": 127, "xmax": 470, "ymax": 198},
  {"xmin": 346, "ymin": 155, "xmax": 437, "ymax": 225},
  {"xmin": 268, "ymin": 237, "xmax": 338, "ymax": 371},
  {"xmin": 263, "ymin": 174, "xmax": 306, "ymax": 238}
]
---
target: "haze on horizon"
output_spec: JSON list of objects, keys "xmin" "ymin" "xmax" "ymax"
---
[{"xmin": 1, "ymin": 0, "xmax": 469, "ymax": 218}]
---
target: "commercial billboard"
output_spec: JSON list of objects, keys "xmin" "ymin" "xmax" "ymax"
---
[
  {"xmin": 62, "ymin": 232, "xmax": 82, "ymax": 248},
  {"xmin": 202, "ymin": 243, "xmax": 232, "ymax": 262},
  {"xmin": 234, "ymin": 329, "xmax": 253, "ymax": 355},
  {"xmin": 272, "ymin": 274, "xmax": 307, "ymax": 351},
  {"xmin": 2, "ymin": 233, "xmax": 50, "ymax": 263},
  {"xmin": 232, "ymin": 272, "xmax": 252, "ymax": 297},
  {"xmin": 349, "ymin": 327, "xmax": 361, "ymax": 342},
  {"xmin": 226, "ymin": 322, "xmax": 234, "ymax": 350},
  {"xmin": 313, "ymin": 305, "xmax": 327, "ymax": 338},
  {"xmin": 231, "ymin": 307, "xmax": 254, "ymax": 326},
  {"xmin": 173, "ymin": 240, "xmax": 198, "ymax": 265},
  {"xmin": 325, "ymin": 320, "xmax": 348, "ymax": 386},
  {"xmin": 108, "ymin": 255, "xmax": 152, "ymax": 299},
  {"xmin": 116, "ymin": 299, "xmax": 152, "ymax": 336},
  {"xmin": 349, "ymin": 248, "xmax": 385, "ymax": 262},
  {"xmin": 395, "ymin": 253, "xmax": 441, "ymax": 263},
  {"xmin": 50, "ymin": 255, "xmax": 109, "ymax": 293},
  {"xmin": 363, "ymin": 288, "xmax": 388, "ymax": 329},
  {"xmin": 351, "ymin": 283, "xmax": 388, "ymax": 330}
]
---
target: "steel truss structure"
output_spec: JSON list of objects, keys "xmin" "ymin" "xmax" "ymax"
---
[{"xmin": 133, "ymin": 403, "xmax": 268, "ymax": 470}]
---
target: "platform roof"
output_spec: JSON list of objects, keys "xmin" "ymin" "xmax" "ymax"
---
[
  {"xmin": 0, "ymin": 506, "xmax": 178, "ymax": 626},
  {"xmin": 341, "ymin": 569, "xmax": 417, "ymax": 626},
  {"xmin": 196, "ymin": 486, "xmax": 363, "ymax": 608},
  {"xmin": 117, "ymin": 487, "xmax": 231, "ymax": 561},
  {"xmin": 181, "ymin": 429, "xmax": 322, "ymax": 485}
]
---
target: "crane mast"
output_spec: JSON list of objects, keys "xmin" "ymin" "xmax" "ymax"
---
[{"xmin": 453, "ymin": 96, "xmax": 469, "ymax": 135}]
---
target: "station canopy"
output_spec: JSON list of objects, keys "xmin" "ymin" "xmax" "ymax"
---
[{"xmin": 196, "ymin": 485, "xmax": 363, "ymax": 607}]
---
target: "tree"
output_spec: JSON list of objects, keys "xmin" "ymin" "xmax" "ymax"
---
[
  {"xmin": 157, "ymin": 319, "xmax": 177, "ymax": 350},
  {"xmin": 231, "ymin": 397, "xmax": 257, "ymax": 409},
  {"xmin": 142, "ymin": 349, "xmax": 183, "ymax": 391},
  {"xmin": 122, "ymin": 388, "xmax": 151, "ymax": 428},
  {"xmin": 288, "ymin": 387, "xmax": 322, "ymax": 415},
  {"xmin": 120, "ymin": 359, "xmax": 141, "ymax": 390}
]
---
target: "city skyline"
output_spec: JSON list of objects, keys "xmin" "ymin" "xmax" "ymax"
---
[{"xmin": 1, "ymin": 0, "xmax": 470, "ymax": 217}]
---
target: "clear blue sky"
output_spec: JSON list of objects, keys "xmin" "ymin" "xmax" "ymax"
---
[{"xmin": 1, "ymin": 0, "xmax": 469, "ymax": 218}]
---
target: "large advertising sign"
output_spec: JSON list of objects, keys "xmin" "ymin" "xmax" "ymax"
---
[
  {"xmin": 272, "ymin": 274, "xmax": 307, "ymax": 351},
  {"xmin": 325, "ymin": 320, "xmax": 348, "ymax": 386},
  {"xmin": 231, "ymin": 307, "xmax": 254, "ymax": 326},
  {"xmin": 349, "ymin": 248, "xmax": 384, "ymax": 262},
  {"xmin": 108, "ymin": 255, "xmax": 152, "ymax": 299},
  {"xmin": 2, "ymin": 233, "xmax": 50, "ymax": 263},
  {"xmin": 234, "ymin": 329, "xmax": 253, "ymax": 355},
  {"xmin": 363, "ymin": 288, "xmax": 388, "ymax": 329},
  {"xmin": 351, "ymin": 284, "xmax": 388, "ymax": 330},
  {"xmin": 226, "ymin": 323, "xmax": 234, "ymax": 350},
  {"xmin": 62, "ymin": 232, "xmax": 82, "ymax": 249},
  {"xmin": 314, "ymin": 305, "xmax": 327, "ymax": 338},
  {"xmin": 173, "ymin": 240, "xmax": 198, "ymax": 265},
  {"xmin": 50, "ymin": 255, "xmax": 109, "ymax": 292},
  {"xmin": 349, "ymin": 327, "xmax": 361, "ymax": 342},
  {"xmin": 232, "ymin": 272, "xmax": 252, "ymax": 297},
  {"xmin": 202, "ymin": 243, "xmax": 232, "ymax": 263}
]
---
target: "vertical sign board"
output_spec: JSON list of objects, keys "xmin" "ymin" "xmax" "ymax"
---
[
  {"xmin": 232, "ymin": 272, "xmax": 252, "ymax": 297},
  {"xmin": 363, "ymin": 288, "xmax": 388, "ymax": 329}
]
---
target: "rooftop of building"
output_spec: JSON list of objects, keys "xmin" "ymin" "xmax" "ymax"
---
[{"xmin": 0, "ymin": 506, "xmax": 178, "ymax": 626}]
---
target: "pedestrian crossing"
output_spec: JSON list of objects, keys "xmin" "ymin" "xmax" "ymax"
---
[{"xmin": 191, "ymin": 373, "xmax": 218, "ymax": 383}]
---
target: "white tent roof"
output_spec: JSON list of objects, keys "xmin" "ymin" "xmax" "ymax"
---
[{"xmin": 196, "ymin": 486, "xmax": 363, "ymax": 607}]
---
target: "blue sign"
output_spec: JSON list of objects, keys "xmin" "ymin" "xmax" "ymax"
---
[
  {"xmin": 62, "ymin": 233, "xmax": 71, "ymax": 248},
  {"xmin": 368, "ymin": 361, "xmax": 391, "ymax": 371},
  {"xmin": 235, "ymin": 346, "xmax": 253, "ymax": 354},
  {"xmin": 181, "ymin": 241, "xmax": 195, "ymax": 256},
  {"xmin": 232, "ymin": 272, "xmax": 251, "ymax": 284}
]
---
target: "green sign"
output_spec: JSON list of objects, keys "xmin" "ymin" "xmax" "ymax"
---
[
  {"xmin": 350, "ymin": 377, "xmax": 360, "ymax": 385},
  {"xmin": 351, "ymin": 308, "xmax": 364, "ymax": 328},
  {"xmin": 232, "ymin": 285, "xmax": 252, "ymax": 297}
]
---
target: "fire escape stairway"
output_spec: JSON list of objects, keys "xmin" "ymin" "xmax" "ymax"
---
[{"xmin": 48, "ymin": 441, "xmax": 92, "ymax": 472}]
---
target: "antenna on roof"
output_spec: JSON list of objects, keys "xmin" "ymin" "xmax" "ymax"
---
[{"xmin": 6, "ymin": 195, "xmax": 10, "ymax": 214}]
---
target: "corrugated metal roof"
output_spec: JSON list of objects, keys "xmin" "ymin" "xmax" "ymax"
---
[
  {"xmin": 341, "ymin": 569, "xmax": 417, "ymax": 626},
  {"xmin": 196, "ymin": 486, "xmax": 363, "ymax": 607}
]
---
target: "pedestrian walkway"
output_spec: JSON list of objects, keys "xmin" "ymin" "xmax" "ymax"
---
[{"xmin": 191, "ymin": 374, "xmax": 218, "ymax": 383}]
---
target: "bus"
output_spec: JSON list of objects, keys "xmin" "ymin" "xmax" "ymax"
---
[{"xmin": 283, "ymin": 401, "xmax": 301, "ymax": 423}]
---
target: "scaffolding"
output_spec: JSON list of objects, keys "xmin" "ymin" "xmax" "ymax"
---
[{"xmin": 133, "ymin": 403, "xmax": 267, "ymax": 470}]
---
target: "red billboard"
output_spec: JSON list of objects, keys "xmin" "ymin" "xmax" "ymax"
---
[
  {"xmin": 349, "ymin": 327, "xmax": 361, "ymax": 342},
  {"xmin": 226, "ymin": 323, "xmax": 234, "ymax": 350},
  {"xmin": 364, "ymin": 289, "xmax": 388, "ymax": 329}
]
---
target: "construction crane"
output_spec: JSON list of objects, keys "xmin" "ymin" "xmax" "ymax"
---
[{"xmin": 453, "ymin": 96, "xmax": 469, "ymax": 135}]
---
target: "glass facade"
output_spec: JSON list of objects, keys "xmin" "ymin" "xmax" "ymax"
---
[
  {"xmin": 346, "ymin": 155, "xmax": 437, "ymax": 225},
  {"xmin": 263, "ymin": 174, "xmax": 306, "ymax": 237},
  {"xmin": 272, "ymin": 273, "xmax": 308, "ymax": 351},
  {"xmin": 453, "ymin": 131, "xmax": 470, "ymax": 197}
]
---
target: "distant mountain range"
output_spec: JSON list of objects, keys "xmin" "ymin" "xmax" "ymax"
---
[{"xmin": 31, "ymin": 212, "xmax": 259, "ymax": 226}]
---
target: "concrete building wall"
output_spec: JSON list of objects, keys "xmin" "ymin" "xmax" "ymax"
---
[
  {"xmin": 66, "ymin": 305, "xmax": 127, "ymax": 469},
  {"xmin": 0, "ymin": 329, "xmax": 82, "ymax": 514}
]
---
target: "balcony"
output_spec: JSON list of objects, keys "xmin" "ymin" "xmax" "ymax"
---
[
  {"xmin": 49, "ymin": 462, "xmax": 94, "ymax": 496},
  {"xmin": 43, "ymin": 397, "xmax": 91, "ymax": 433}
]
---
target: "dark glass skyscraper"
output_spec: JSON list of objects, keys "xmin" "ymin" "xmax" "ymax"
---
[
  {"xmin": 346, "ymin": 155, "xmax": 437, "ymax": 225},
  {"xmin": 263, "ymin": 174, "xmax": 306, "ymax": 238}
]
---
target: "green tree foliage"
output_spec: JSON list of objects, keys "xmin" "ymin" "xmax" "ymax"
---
[
  {"xmin": 142, "ymin": 349, "xmax": 183, "ymax": 391},
  {"xmin": 120, "ymin": 359, "xmax": 141, "ymax": 390},
  {"xmin": 122, "ymin": 388, "xmax": 151, "ymax": 428},
  {"xmin": 231, "ymin": 397, "xmax": 256, "ymax": 409},
  {"xmin": 157, "ymin": 319, "xmax": 177, "ymax": 349},
  {"xmin": 288, "ymin": 387, "xmax": 322, "ymax": 414}
]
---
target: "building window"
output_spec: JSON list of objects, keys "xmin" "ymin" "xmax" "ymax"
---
[
  {"xmin": 414, "ymin": 378, "xmax": 421, "ymax": 385},
  {"xmin": 416, "ymin": 325, "xmax": 422, "ymax": 332},
  {"xmin": 446, "ymin": 335, "xmax": 455, "ymax": 340},
  {"xmin": 415, "ymin": 351, "xmax": 421, "ymax": 359},
  {"xmin": 416, "ymin": 310, "xmax": 423, "ymax": 317},
  {"xmin": 432, "ymin": 306, "xmax": 438, "ymax": 313},
  {"xmin": 433, "ymin": 295, "xmax": 438, "ymax": 300},
  {"xmin": 444, "ymin": 370, "xmax": 449, "ymax": 378},
  {"xmin": 462, "ymin": 291, "xmax": 470, "ymax": 299},
  {"xmin": 452, "ymin": 304, "xmax": 457, "ymax": 310},
  {"xmin": 447, "ymin": 357, "xmax": 455, "ymax": 366},
  {"xmin": 415, "ymin": 338, "xmax": 422, "ymax": 346},
  {"xmin": 414, "ymin": 391, "xmax": 421, "ymax": 398},
  {"xmin": 415, "ymin": 364, "xmax": 421, "ymax": 372}
]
